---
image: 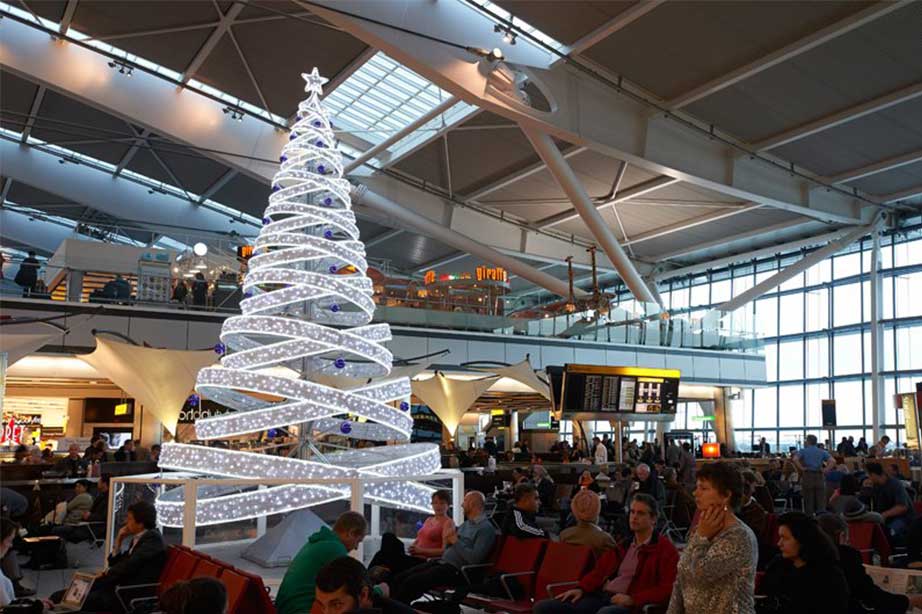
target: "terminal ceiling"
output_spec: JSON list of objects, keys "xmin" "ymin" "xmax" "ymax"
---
[{"xmin": 1, "ymin": 0, "xmax": 920, "ymax": 300}]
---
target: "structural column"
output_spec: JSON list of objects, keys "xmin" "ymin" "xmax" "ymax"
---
[
  {"xmin": 66, "ymin": 270, "xmax": 83, "ymax": 302},
  {"xmin": 870, "ymin": 229, "xmax": 884, "ymax": 442}
]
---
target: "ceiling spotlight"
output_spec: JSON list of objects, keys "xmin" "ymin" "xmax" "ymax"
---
[
  {"xmin": 494, "ymin": 22, "xmax": 517, "ymax": 45},
  {"xmin": 107, "ymin": 59, "xmax": 134, "ymax": 76},
  {"xmin": 222, "ymin": 106, "xmax": 245, "ymax": 122},
  {"xmin": 488, "ymin": 48, "xmax": 504, "ymax": 62},
  {"xmin": 193, "ymin": 242, "xmax": 208, "ymax": 257}
]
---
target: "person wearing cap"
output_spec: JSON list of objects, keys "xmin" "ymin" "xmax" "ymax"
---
[
  {"xmin": 560, "ymin": 489, "xmax": 616, "ymax": 556},
  {"xmin": 793, "ymin": 434, "xmax": 835, "ymax": 516},
  {"xmin": 817, "ymin": 513, "xmax": 922, "ymax": 614}
]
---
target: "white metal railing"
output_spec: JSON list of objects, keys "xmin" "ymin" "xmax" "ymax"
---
[{"xmin": 107, "ymin": 470, "xmax": 464, "ymax": 562}]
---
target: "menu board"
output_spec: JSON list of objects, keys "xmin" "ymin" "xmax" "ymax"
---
[{"xmin": 553, "ymin": 365, "xmax": 680, "ymax": 416}]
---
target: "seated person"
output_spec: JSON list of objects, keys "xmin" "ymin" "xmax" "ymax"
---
[
  {"xmin": 817, "ymin": 513, "xmax": 922, "ymax": 614},
  {"xmin": 159, "ymin": 577, "xmax": 227, "ymax": 614},
  {"xmin": 50, "ymin": 500, "xmax": 166, "ymax": 613},
  {"xmin": 316, "ymin": 556, "xmax": 415, "ymax": 614},
  {"xmin": 634, "ymin": 464, "xmax": 665, "ymax": 509},
  {"xmin": 828, "ymin": 474, "xmax": 881, "ymax": 523},
  {"xmin": 46, "ymin": 479, "xmax": 93, "ymax": 531},
  {"xmin": 276, "ymin": 511, "xmax": 367, "ymax": 614},
  {"xmin": 113, "ymin": 440, "xmax": 136, "ymax": 462},
  {"xmin": 501, "ymin": 483, "xmax": 547, "ymax": 539},
  {"xmin": 759, "ymin": 512, "xmax": 849, "ymax": 614},
  {"xmin": 535, "ymin": 494, "xmax": 678, "ymax": 614},
  {"xmin": 56, "ymin": 444, "xmax": 88, "ymax": 477},
  {"xmin": 866, "ymin": 461, "xmax": 914, "ymax": 541},
  {"xmin": 662, "ymin": 468, "xmax": 695, "ymax": 530},
  {"xmin": 560, "ymin": 488, "xmax": 615, "ymax": 556},
  {"xmin": 388, "ymin": 491, "xmax": 495, "ymax": 605},
  {"xmin": 370, "ymin": 490, "xmax": 455, "ymax": 577},
  {"xmin": 1, "ymin": 517, "xmax": 18, "ymax": 607},
  {"xmin": 738, "ymin": 470, "xmax": 774, "ymax": 569},
  {"xmin": 53, "ymin": 476, "xmax": 109, "ymax": 542}
]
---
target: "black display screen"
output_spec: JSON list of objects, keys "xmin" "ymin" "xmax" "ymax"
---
[{"xmin": 555, "ymin": 365, "xmax": 680, "ymax": 416}]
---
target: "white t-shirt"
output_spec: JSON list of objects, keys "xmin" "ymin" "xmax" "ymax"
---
[
  {"xmin": 0, "ymin": 569, "xmax": 14, "ymax": 607},
  {"xmin": 594, "ymin": 442, "xmax": 609, "ymax": 464}
]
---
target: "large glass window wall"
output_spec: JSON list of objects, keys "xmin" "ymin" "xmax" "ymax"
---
[{"xmin": 610, "ymin": 217, "xmax": 922, "ymax": 451}]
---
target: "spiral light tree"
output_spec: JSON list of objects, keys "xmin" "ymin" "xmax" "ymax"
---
[{"xmin": 155, "ymin": 69, "xmax": 441, "ymax": 528}]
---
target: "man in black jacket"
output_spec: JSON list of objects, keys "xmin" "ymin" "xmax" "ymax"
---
[
  {"xmin": 57, "ymin": 500, "xmax": 166, "ymax": 613},
  {"xmin": 501, "ymin": 483, "xmax": 547, "ymax": 539},
  {"xmin": 316, "ymin": 556, "xmax": 416, "ymax": 614},
  {"xmin": 817, "ymin": 513, "xmax": 922, "ymax": 614}
]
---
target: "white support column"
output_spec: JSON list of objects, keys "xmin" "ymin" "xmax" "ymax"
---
[
  {"xmin": 66, "ymin": 270, "xmax": 83, "ymax": 302},
  {"xmin": 350, "ymin": 478, "xmax": 365, "ymax": 561},
  {"xmin": 510, "ymin": 410, "xmax": 520, "ymax": 450},
  {"xmin": 103, "ymin": 479, "xmax": 118, "ymax": 566},
  {"xmin": 256, "ymin": 485, "xmax": 267, "ymax": 538},
  {"xmin": 870, "ymin": 229, "xmax": 884, "ymax": 441},
  {"xmin": 182, "ymin": 480, "xmax": 197, "ymax": 547},
  {"xmin": 451, "ymin": 471, "xmax": 464, "ymax": 527},
  {"xmin": 521, "ymin": 126, "xmax": 658, "ymax": 306},
  {"xmin": 371, "ymin": 504, "xmax": 381, "ymax": 538}
]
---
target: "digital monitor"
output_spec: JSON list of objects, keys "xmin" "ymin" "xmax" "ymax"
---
[{"xmin": 556, "ymin": 364, "xmax": 680, "ymax": 417}]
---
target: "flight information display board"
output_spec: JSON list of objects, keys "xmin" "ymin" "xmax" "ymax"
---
[{"xmin": 551, "ymin": 364, "xmax": 680, "ymax": 417}]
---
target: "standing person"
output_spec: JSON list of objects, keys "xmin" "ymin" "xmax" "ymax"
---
[
  {"xmin": 665, "ymin": 439, "xmax": 681, "ymax": 468},
  {"xmin": 536, "ymin": 494, "xmax": 678, "ymax": 614},
  {"xmin": 533, "ymin": 464, "xmax": 556, "ymax": 511},
  {"xmin": 370, "ymin": 490, "xmax": 454, "ymax": 577},
  {"xmin": 593, "ymin": 437, "xmax": 609, "ymax": 465},
  {"xmin": 171, "ymin": 279, "xmax": 188, "ymax": 304},
  {"xmin": 677, "ymin": 443, "xmax": 696, "ymax": 491},
  {"xmin": 792, "ymin": 435, "xmax": 834, "ymax": 516},
  {"xmin": 483, "ymin": 436, "xmax": 498, "ymax": 458},
  {"xmin": 191, "ymin": 272, "xmax": 208, "ymax": 307},
  {"xmin": 666, "ymin": 462, "xmax": 758, "ymax": 614},
  {"xmin": 388, "ymin": 491, "xmax": 495, "ymax": 605},
  {"xmin": 866, "ymin": 461, "xmax": 915, "ymax": 542},
  {"xmin": 275, "ymin": 511, "xmax": 367, "ymax": 614},
  {"xmin": 869, "ymin": 435, "xmax": 892, "ymax": 458},
  {"xmin": 757, "ymin": 438, "xmax": 771, "ymax": 456},
  {"xmin": 856, "ymin": 437, "xmax": 869, "ymax": 455},
  {"xmin": 844, "ymin": 436, "xmax": 857, "ymax": 457},
  {"xmin": 759, "ymin": 512, "xmax": 849, "ymax": 614},
  {"xmin": 13, "ymin": 251, "xmax": 39, "ymax": 293}
]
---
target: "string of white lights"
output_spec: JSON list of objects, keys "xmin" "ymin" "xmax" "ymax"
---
[{"xmin": 155, "ymin": 69, "xmax": 440, "ymax": 528}]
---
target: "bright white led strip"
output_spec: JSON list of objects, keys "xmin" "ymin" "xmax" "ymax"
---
[{"xmin": 156, "ymin": 69, "xmax": 440, "ymax": 527}]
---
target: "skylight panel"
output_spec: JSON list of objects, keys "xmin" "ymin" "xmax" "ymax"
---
[{"xmin": 465, "ymin": 0, "xmax": 567, "ymax": 53}]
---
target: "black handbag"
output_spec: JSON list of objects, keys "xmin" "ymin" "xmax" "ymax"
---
[{"xmin": 1, "ymin": 599, "xmax": 44, "ymax": 614}]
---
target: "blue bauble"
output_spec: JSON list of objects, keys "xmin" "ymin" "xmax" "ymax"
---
[
  {"xmin": 317, "ymin": 165, "xmax": 326, "ymax": 174},
  {"xmin": 187, "ymin": 394, "xmax": 200, "ymax": 405},
  {"xmin": 271, "ymin": 185, "xmax": 280, "ymax": 192},
  {"xmin": 214, "ymin": 342, "xmax": 226, "ymax": 355},
  {"xmin": 323, "ymin": 229, "xmax": 334, "ymax": 239},
  {"xmin": 262, "ymin": 217, "xmax": 271, "ymax": 225},
  {"xmin": 279, "ymin": 155, "xmax": 287, "ymax": 162},
  {"xmin": 334, "ymin": 358, "xmax": 346, "ymax": 369},
  {"xmin": 289, "ymin": 132, "xmax": 297, "ymax": 141},
  {"xmin": 313, "ymin": 120, "xmax": 322, "ymax": 127},
  {"xmin": 330, "ymin": 304, "xmax": 340, "ymax": 313},
  {"xmin": 323, "ymin": 197, "xmax": 333, "ymax": 206},
  {"xmin": 328, "ymin": 265, "xmax": 337, "ymax": 274},
  {"xmin": 242, "ymin": 291, "xmax": 252, "ymax": 299},
  {"xmin": 316, "ymin": 140, "xmax": 323, "ymax": 147},
  {"xmin": 340, "ymin": 421, "xmax": 352, "ymax": 434},
  {"xmin": 400, "ymin": 402, "xmax": 410, "ymax": 411}
]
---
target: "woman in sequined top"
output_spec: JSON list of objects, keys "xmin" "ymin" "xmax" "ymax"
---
[{"xmin": 666, "ymin": 461, "xmax": 758, "ymax": 614}]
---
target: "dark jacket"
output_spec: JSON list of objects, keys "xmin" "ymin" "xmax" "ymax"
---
[
  {"xmin": 579, "ymin": 532, "xmax": 679, "ymax": 611},
  {"xmin": 100, "ymin": 529, "xmax": 167, "ymax": 588},
  {"xmin": 88, "ymin": 491, "xmax": 108, "ymax": 524},
  {"xmin": 760, "ymin": 556, "xmax": 849, "ymax": 614},
  {"xmin": 837, "ymin": 544, "xmax": 909, "ymax": 614},
  {"xmin": 536, "ymin": 477, "xmax": 555, "ymax": 510},
  {"xmin": 113, "ymin": 446, "xmax": 136, "ymax": 462},
  {"xmin": 501, "ymin": 506, "xmax": 547, "ymax": 539}
]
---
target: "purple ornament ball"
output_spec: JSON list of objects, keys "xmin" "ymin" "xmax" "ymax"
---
[
  {"xmin": 340, "ymin": 421, "xmax": 352, "ymax": 435},
  {"xmin": 334, "ymin": 358, "xmax": 346, "ymax": 369}
]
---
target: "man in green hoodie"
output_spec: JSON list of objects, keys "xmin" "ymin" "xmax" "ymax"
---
[{"xmin": 275, "ymin": 511, "xmax": 367, "ymax": 614}]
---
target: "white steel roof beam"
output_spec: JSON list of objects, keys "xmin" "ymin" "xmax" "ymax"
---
[
  {"xmin": 830, "ymin": 149, "xmax": 922, "ymax": 184},
  {"xmin": 667, "ymin": 1, "xmax": 910, "ymax": 109},
  {"xmin": 180, "ymin": 1, "xmax": 247, "ymax": 84},
  {"xmin": 754, "ymin": 81, "xmax": 922, "ymax": 152},
  {"xmin": 523, "ymin": 126, "xmax": 658, "ymax": 305},
  {"xmin": 0, "ymin": 207, "xmax": 81, "ymax": 253},
  {"xmin": 537, "ymin": 176, "xmax": 679, "ymax": 228},
  {"xmin": 880, "ymin": 185, "xmax": 922, "ymax": 204},
  {"xmin": 19, "ymin": 86, "xmax": 46, "ymax": 143},
  {"xmin": 0, "ymin": 138, "xmax": 250, "ymax": 242},
  {"xmin": 301, "ymin": 0, "xmax": 869, "ymax": 226},
  {"xmin": 464, "ymin": 145, "xmax": 587, "ymax": 202},
  {"xmin": 565, "ymin": 0, "xmax": 666, "ymax": 57}
]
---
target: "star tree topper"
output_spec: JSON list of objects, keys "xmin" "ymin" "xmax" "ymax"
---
[{"xmin": 302, "ymin": 67, "xmax": 329, "ymax": 93}]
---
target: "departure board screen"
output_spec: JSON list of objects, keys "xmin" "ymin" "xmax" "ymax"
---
[{"xmin": 552, "ymin": 365, "xmax": 680, "ymax": 417}]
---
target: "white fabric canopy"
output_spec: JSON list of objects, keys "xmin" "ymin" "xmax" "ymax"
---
[
  {"xmin": 313, "ymin": 363, "xmax": 431, "ymax": 391},
  {"xmin": 491, "ymin": 359, "xmax": 551, "ymax": 400},
  {"xmin": 0, "ymin": 333, "xmax": 58, "ymax": 366},
  {"xmin": 78, "ymin": 337, "xmax": 218, "ymax": 434},
  {"xmin": 412, "ymin": 372, "xmax": 499, "ymax": 436}
]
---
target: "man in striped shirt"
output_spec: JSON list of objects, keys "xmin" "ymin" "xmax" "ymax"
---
[{"xmin": 502, "ymin": 483, "xmax": 547, "ymax": 539}]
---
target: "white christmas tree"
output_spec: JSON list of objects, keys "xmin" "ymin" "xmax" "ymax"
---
[{"xmin": 155, "ymin": 69, "xmax": 441, "ymax": 528}]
